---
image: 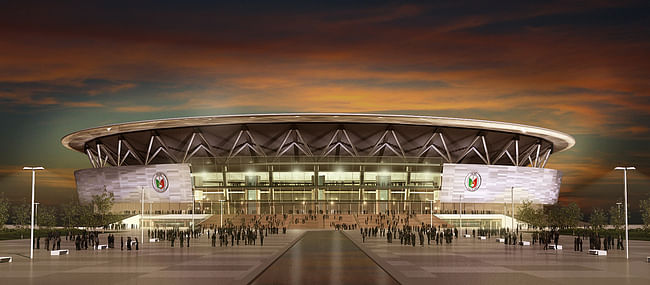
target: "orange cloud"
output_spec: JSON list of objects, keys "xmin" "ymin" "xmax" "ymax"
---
[{"xmin": 0, "ymin": 166, "xmax": 76, "ymax": 190}]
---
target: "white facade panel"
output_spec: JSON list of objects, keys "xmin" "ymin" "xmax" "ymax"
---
[
  {"xmin": 75, "ymin": 164, "xmax": 193, "ymax": 204},
  {"xmin": 440, "ymin": 163, "xmax": 561, "ymax": 204}
]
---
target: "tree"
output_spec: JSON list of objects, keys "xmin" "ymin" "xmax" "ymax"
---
[
  {"xmin": 61, "ymin": 202, "xmax": 78, "ymax": 228},
  {"xmin": 0, "ymin": 195, "xmax": 9, "ymax": 228},
  {"xmin": 516, "ymin": 200, "xmax": 546, "ymax": 229},
  {"xmin": 590, "ymin": 208, "xmax": 607, "ymax": 232},
  {"xmin": 516, "ymin": 200, "xmax": 536, "ymax": 223},
  {"xmin": 608, "ymin": 204, "xmax": 624, "ymax": 232},
  {"xmin": 77, "ymin": 204, "xmax": 95, "ymax": 228},
  {"xmin": 563, "ymin": 202, "xmax": 583, "ymax": 229},
  {"xmin": 37, "ymin": 206, "xmax": 57, "ymax": 228},
  {"xmin": 11, "ymin": 200, "xmax": 30, "ymax": 228},
  {"xmin": 640, "ymin": 197, "xmax": 650, "ymax": 230},
  {"xmin": 91, "ymin": 190, "xmax": 115, "ymax": 228},
  {"xmin": 546, "ymin": 204, "xmax": 566, "ymax": 229}
]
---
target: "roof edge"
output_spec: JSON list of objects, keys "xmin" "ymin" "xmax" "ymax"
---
[{"xmin": 61, "ymin": 113, "xmax": 575, "ymax": 153}]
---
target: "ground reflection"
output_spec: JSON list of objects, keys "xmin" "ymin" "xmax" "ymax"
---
[{"xmin": 251, "ymin": 231, "xmax": 398, "ymax": 285}]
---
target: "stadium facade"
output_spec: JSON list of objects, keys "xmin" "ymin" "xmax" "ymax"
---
[{"xmin": 62, "ymin": 113, "xmax": 574, "ymax": 228}]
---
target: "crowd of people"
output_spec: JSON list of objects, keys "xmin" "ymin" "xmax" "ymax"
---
[
  {"xmin": 29, "ymin": 213, "xmax": 629, "ymax": 257},
  {"xmin": 359, "ymin": 214, "xmax": 460, "ymax": 246},
  {"xmin": 206, "ymin": 214, "xmax": 287, "ymax": 247}
]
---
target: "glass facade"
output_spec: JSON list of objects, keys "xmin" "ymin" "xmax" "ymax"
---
[{"xmin": 186, "ymin": 156, "xmax": 444, "ymax": 214}]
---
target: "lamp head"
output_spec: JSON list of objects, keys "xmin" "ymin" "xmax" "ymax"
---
[
  {"xmin": 615, "ymin": 166, "xmax": 635, "ymax": 170},
  {"xmin": 23, "ymin": 166, "xmax": 45, "ymax": 170}
]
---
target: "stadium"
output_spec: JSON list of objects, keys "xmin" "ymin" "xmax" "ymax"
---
[{"xmin": 61, "ymin": 113, "xmax": 575, "ymax": 229}]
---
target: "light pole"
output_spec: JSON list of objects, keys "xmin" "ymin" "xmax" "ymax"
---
[
  {"xmin": 34, "ymin": 202, "xmax": 40, "ymax": 228},
  {"xmin": 511, "ymin": 186, "xmax": 515, "ymax": 231},
  {"xmin": 614, "ymin": 166, "xmax": 635, "ymax": 260},
  {"xmin": 191, "ymin": 190, "xmax": 195, "ymax": 232},
  {"xmin": 141, "ymin": 186, "xmax": 144, "ymax": 245},
  {"xmin": 23, "ymin": 166, "xmax": 44, "ymax": 260},
  {"xmin": 459, "ymin": 193, "xmax": 464, "ymax": 235},
  {"xmin": 219, "ymin": 200, "xmax": 224, "ymax": 227},
  {"xmin": 427, "ymin": 199, "xmax": 433, "ymax": 227},
  {"xmin": 616, "ymin": 201, "xmax": 623, "ymax": 236}
]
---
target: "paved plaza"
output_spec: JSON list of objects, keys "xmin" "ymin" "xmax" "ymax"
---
[
  {"xmin": 345, "ymin": 231, "xmax": 650, "ymax": 285},
  {"xmin": 0, "ymin": 230, "xmax": 304, "ymax": 285},
  {"xmin": 1, "ymin": 230, "xmax": 650, "ymax": 284}
]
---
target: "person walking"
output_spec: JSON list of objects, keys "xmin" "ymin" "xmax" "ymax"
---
[{"xmin": 578, "ymin": 237, "xmax": 582, "ymax": 252}]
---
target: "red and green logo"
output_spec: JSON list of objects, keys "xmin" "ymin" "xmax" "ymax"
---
[
  {"xmin": 464, "ymin": 172, "xmax": 481, "ymax": 192},
  {"xmin": 152, "ymin": 172, "xmax": 169, "ymax": 193}
]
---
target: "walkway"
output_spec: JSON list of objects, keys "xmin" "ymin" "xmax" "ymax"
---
[{"xmin": 251, "ymin": 231, "xmax": 398, "ymax": 285}]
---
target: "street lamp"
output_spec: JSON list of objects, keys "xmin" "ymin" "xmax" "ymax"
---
[
  {"xmin": 614, "ymin": 166, "xmax": 635, "ymax": 260},
  {"xmin": 458, "ymin": 193, "xmax": 464, "ymax": 235},
  {"xmin": 191, "ymin": 190, "xmax": 195, "ymax": 232},
  {"xmin": 511, "ymin": 186, "xmax": 515, "ymax": 231},
  {"xmin": 219, "ymin": 200, "xmax": 224, "ymax": 227},
  {"xmin": 23, "ymin": 166, "xmax": 44, "ymax": 260},
  {"xmin": 140, "ymin": 186, "xmax": 144, "ymax": 245},
  {"xmin": 34, "ymin": 202, "xmax": 40, "ymax": 228},
  {"xmin": 426, "ymin": 199, "xmax": 434, "ymax": 227}
]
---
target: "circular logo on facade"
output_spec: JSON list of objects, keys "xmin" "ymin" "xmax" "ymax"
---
[
  {"xmin": 464, "ymin": 171, "xmax": 481, "ymax": 192},
  {"xmin": 152, "ymin": 172, "xmax": 169, "ymax": 193}
]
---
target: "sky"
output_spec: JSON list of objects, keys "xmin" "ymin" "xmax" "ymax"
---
[{"xmin": 1, "ymin": 1, "xmax": 649, "ymax": 221}]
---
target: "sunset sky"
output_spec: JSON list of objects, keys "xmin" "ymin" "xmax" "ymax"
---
[{"xmin": 1, "ymin": 1, "xmax": 649, "ymax": 221}]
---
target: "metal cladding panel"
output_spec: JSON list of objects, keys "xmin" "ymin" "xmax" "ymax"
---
[
  {"xmin": 75, "ymin": 164, "xmax": 192, "ymax": 204},
  {"xmin": 440, "ymin": 163, "xmax": 561, "ymax": 204}
]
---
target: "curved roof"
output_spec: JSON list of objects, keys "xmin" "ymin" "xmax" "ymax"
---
[{"xmin": 62, "ymin": 113, "xmax": 574, "ymax": 154}]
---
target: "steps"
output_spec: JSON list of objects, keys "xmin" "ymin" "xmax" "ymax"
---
[
  {"xmin": 356, "ymin": 214, "xmax": 414, "ymax": 228},
  {"xmin": 198, "ymin": 214, "xmax": 365, "ymax": 229},
  {"xmin": 413, "ymin": 214, "xmax": 448, "ymax": 227},
  {"xmin": 199, "ymin": 214, "xmax": 289, "ymax": 228}
]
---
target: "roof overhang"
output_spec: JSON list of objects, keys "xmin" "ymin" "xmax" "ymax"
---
[{"xmin": 61, "ymin": 113, "xmax": 575, "ymax": 153}]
